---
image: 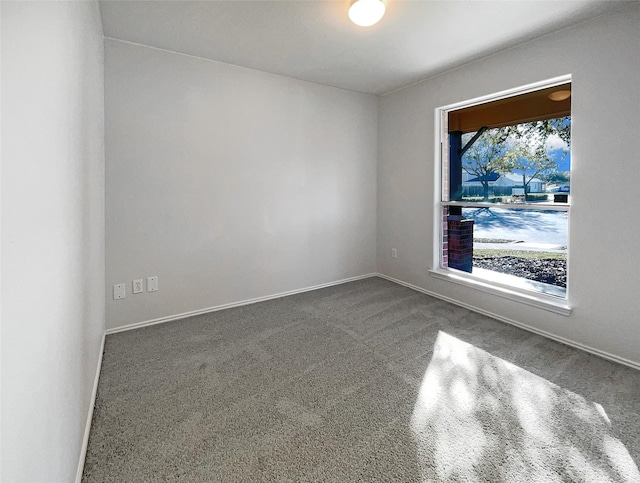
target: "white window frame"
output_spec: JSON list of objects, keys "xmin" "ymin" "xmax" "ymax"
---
[{"xmin": 430, "ymin": 75, "xmax": 573, "ymax": 316}]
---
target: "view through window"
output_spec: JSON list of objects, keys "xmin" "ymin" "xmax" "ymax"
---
[{"xmin": 439, "ymin": 81, "xmax": 571, "ymax": 299}]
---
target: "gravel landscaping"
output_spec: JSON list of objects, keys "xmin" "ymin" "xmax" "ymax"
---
[{"xmin": 473, "ymin": 256, "xmax": 567, "ymax": 288}]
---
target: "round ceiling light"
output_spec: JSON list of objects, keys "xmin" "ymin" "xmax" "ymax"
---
[
  {"xmin": 548, "ymin": 90, "xmax": 571, "ymax": 102},
  {"xmin": 349, "ymin": 0, "xmax": 386, "ymax": 27}
]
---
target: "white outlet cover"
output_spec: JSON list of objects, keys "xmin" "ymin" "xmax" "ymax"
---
[
  {"xmin": 147, "ymin": 276, "xmax": 158, "ymax": 292},
  {"xmin": 113, "ymin": 283, "xmax": 126, "ymax": 300},
  {"xmin": 133, "ymin": 279, "xmax": 144, "ymax": 294}
]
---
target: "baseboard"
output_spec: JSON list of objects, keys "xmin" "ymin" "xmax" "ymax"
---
[
  {"xmin": 75, "ymin": 332, "xmax": 106, "ymax": 483},
  {"xmin": 74, "ymin": 271, "xmax": 637, "ymax": 482},
  {"xmin": 106, "ymin": 273, "xmax": 378, "ymax": 335},
  {"xmin": 376, "ymin": 272, "xmax": 640, "ymax": 372}
]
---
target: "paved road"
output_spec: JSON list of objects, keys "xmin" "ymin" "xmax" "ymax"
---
[{"xmin": 463, "ymin": 207, "xmax": 567, "ymax": 252}]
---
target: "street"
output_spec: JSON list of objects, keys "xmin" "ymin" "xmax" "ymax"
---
[{"xmin": 463, "ymin": 207, "xmax": 568, "ymax": 252}]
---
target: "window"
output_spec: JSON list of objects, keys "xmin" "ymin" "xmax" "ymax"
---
[{"xmin": 432, "ymin": 77, "xmax": 572, "ymax": 314}]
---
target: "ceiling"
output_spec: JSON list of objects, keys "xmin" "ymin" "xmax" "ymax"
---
[{"xmin": 99, "ymin": 0, "xmax": 634, "ymax": 96}]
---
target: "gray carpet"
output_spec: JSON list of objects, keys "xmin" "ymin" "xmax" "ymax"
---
[{"xmin": 83, "ymin": 277, "xmax": 640, "ymax": 482}]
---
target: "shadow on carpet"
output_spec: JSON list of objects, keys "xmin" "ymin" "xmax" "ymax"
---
[
  {"xmin": 412, "ymin": 331, "xmax": 640, "ymax": 482},
  {"xmin": 82, "ymin": 278, "xmax": 640, "ymax": 482}
]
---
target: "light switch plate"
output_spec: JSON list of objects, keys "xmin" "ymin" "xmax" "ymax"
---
[
  {"xmin": 113, "ymin": 283, "xmax": 126, "ymax": 300},
  {"xmin": 147, "ymin": 276, "xmax": 158, "ymax": 292}
]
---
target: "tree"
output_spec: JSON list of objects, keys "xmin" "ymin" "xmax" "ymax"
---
[
  {"xmin": 461, "ymin": 117, "xmax": 569, "ymax": 201},
  {"xmin": 544, "ymin": 170, "xmax": 570, "ymax": 185},
  {"xmin": 462, "ymin": 129, "xmax": 510, "ymax": 200},
  {"xmin": 502, "ymin": 116, "xmax": 571, "ymax": 151},
  {"xmin": 496, "ymin": 119, "xmax": 568, "ymax": 201},
  {"xmin": 496, "ymin": 144, "xmax": 558, "ymax": 201}
]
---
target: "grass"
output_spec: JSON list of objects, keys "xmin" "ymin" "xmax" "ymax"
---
[
  {"xmin": 474, "ymin": 249, "xmax": 566, "ymax": 260},
  {"xmin": 474, "ymin": 238, "xmax": 516, "ymax": 244}
]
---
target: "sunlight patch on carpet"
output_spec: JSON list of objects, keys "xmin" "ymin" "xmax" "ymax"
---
[{"xmin": 411, "ymin": 331, "xmax": 640, "ymax": 482}]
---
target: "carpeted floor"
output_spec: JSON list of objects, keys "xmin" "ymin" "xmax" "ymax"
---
[{"xmin": 83, "ymin": 277, "xmax": 640, "ymax": 482}]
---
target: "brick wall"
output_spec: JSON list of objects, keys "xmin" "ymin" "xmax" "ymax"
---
[{"xmin": 447, "ymin": 215, "xmax": 474, "ymax": 272}]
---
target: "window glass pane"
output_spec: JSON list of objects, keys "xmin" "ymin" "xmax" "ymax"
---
[
  {"xmin": 440, "ymin": 83, "xmax": 572, "ymax": 300},
  {"xmin": 462, "ymin": 206, "xmax": 567, "ymax": 296},
  {"xmin": 449, "ymin": 118, "xmax": 571, "ymax": 204}
]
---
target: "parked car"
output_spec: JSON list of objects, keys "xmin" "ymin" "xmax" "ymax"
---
[
  {"xmin": 554, "ymin": 187, "xmax": 569, "ymax": 203},
  {"xmin": 548, "ymin": 184, "xmax": 570, "ymax": 193}
]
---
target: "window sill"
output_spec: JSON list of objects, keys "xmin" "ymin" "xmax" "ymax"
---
[{"xmin": 429, "ymin": 268, "xmax": 572, "ymax": 316}]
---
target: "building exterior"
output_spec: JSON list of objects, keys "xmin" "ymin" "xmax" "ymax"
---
[{"xmin": 463, "ymin": 172, "xmax": 546, "ymax": 197}]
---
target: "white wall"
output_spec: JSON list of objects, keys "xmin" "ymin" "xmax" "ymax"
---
[
  {"xmin": 377, "ymin": 4, "xmax": 640, "ymax": 366},
  {"xmin": 1, "ymin": 2, "xmax": 105, "ymax": 481},
  {"xmin": 105, "ymin": 40, "xmax": 377, "ymax": 330}
]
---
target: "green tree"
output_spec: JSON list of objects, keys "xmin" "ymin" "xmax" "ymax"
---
[
  {"xmin": 462, "ymin": 130, "xmax": 510, "ymax": 201},
  {"xmin": 544, "ymin": 170, "xmax": 570, "ymax": 185},
  {"xmin": 496, "ymin": 145, "xmax": 558, "ymax": 201},
  {"xmin": 462, "ymin": 117, "xmax": 568, "ymax": 201},
  {"xmin": 496, "ymin": 118, "xmax": 569, "ymax": 201},
  {"xmin": 502, "ymin": 117, "xmax": 571, "ymax": 152}
]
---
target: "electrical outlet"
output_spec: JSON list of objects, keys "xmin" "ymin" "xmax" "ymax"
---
[
  {"xmin": 113, "ymin": 283, "xmax": 126, "ymax": 300},
  {"xmin": 133, "ymin": 279, "xmax": 144, "ymax": 294},
  {"xmin": 147, "ymin": 276, "xmax": 158, "ymax": 292},
  {"xmin": 391, "ymin": 248, "xmax": 398, "ymax": 259}
]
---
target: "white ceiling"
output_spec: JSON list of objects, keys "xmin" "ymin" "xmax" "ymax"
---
[{"xmin": 99, "ymin": 0, "xmax": 634, "ymax": 95}]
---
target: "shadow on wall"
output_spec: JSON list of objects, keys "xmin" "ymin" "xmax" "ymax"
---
[{"xmin": 410, "ymin": 331, "xmax": 640, "ymax": 482}]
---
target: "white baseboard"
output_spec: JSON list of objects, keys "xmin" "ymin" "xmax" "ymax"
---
[
  {"xmin": 76, "ymin": 271, "xmax": 637, "ymax": 483},
  {"xmin": 77, "ymin": 271, "xmax": 636, "ymax": 483},
  {"xmin": 376, "ymin": 272, "xmax": 640, "ymax": 372},
  {"xmin": 75, "ymin": 332, "xmax": 106, "ymax": 483},
  {"xmin": 106, "ymin": 273, "xmax": 378, "ymax": 335}
]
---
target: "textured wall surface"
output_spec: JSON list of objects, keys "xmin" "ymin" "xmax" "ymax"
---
[
  {"xmin": 1, "ymin": 1, "xmax": 105, "ymax": 481},
  {"xmin": 377, "ymin": 4, "xmax": 640, "ymax": 366},
  {"xmin": 105, "ymin": 40, "xmax": 377, "ymax": 330}
]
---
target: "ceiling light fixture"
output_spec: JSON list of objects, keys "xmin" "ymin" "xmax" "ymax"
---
[
  {"xmin": 548, "ymin": 90, "xmax": 571, "ymax": 102},
  {"xmin": 349, "ymin": 0, "xmax": 385, "ymax": 27}
]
